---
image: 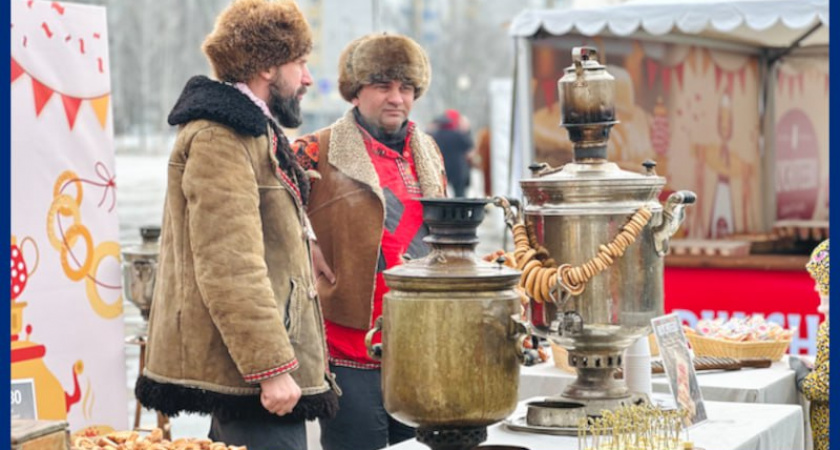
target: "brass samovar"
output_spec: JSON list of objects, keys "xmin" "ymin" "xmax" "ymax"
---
[
  {"xmin": 366, "ymin": 199, "xmax": 526, "ymax": 450},
  {"xmin": 121, "ymin": 226, "xmax": 161, "ymax": 326},
  {"xmin": 506, "ymin": 47, "xmax": 695, "ymax": 414}
]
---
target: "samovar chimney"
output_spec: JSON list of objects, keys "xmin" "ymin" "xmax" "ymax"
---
[{"xmin": 558, "ymin": 46, "xmax": 617, "ymax": 163}]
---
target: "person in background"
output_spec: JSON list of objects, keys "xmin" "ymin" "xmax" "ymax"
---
[
  {"xmin": 431, "ymin": 109, "xmax": 474, "ymax": 197},
  {"xmin": 135, "ymin": 1, "xmax": 339, "ymax": 449},
  {"xmin": 474, "ymin": 126, "xmax": 493, "ymax": 197},
  {"xmin": 292, "ymin": 33, "xmax": 447, "ymax": 450},
  {"xmin": 789, "ymin": 239, "xmax": 829, "ymax": 450}
]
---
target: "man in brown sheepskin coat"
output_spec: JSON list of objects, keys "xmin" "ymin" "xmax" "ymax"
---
[
  {"xmin": 293, "ymin": 33, "xmax": 447, "ymax": 450},
  {"xmin": 135, "ymin": 1, "xmax": 339, "ymax": 449}
]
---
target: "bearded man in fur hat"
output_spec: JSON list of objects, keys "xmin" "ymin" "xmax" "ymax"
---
[
  {"xmin": 292, "ymin": 33, "xmax": 447, "ymax": 450},
  {"xmin": 135, "ymin": 1, "xmax": 339, "ymax": 448}
]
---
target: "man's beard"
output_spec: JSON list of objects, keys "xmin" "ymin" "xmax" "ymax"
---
[{"xmin": 269, "ymin": 82, "xmax": 305, "ymax": 128}]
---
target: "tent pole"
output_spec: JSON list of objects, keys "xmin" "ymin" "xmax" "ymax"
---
[
  {"xmin": 768, "ymin": 22, "xmax": 823, "ymax": 65},
  {"xmin": 759, "ymin": 50, "xmax": 776, "ymax": 233}
]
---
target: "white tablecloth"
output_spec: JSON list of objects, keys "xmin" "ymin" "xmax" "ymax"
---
[
  {"xmin": 390, "ymin": 398, "xmax": 805, "ymax": 450},
  {"xmin": 518, "ymin": 355, "xmax": 812, "ymax": 450},
  {"xmin": 518, "ymin": 357, "xmax": 799, "ymax": 404}
]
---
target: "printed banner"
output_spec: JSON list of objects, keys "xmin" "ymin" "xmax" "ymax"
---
[
  {"xmin": 11, "ymin": 0, "xmax": 126, "ymax": 431},
  {"xmin": 531, "ymin": 37, "xmax": 762, "ymax": 238},
  {"xmin": 773, "ymin": 57, "xmax": 829, "ymax": 221}
]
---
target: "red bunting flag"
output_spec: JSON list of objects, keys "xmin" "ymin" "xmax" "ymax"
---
[
  {"xmin": 646, "ymin": 59, "xmax": 659, "ymax": 89},
  {"xmin": 11, "ymin": 57, "xmax": 23, "ymax": 83},
  {"xmin": 662, "ymin": 67, "xmax": 672, "ymax": 94},
  {"xmin": 714, "ymin": 66, "xmax": 723, "ymax": 91},
  {"xmin": 726, "ymin": 72, "xmax": 734, "ymax": 93},
  {"xmin": 61, "ymin": 94, "xmax": 82, "ymax": 129},
  {"xmin": 13, "ymin": 56, "xmax": 111, "ymax": 128},
  {"xmin": 674, "ymin": 63, "xmax": 684, "ymax": 91},
  {"xmin": 31, "ymin": 77, "xmax": 54, "ymax": 116}
]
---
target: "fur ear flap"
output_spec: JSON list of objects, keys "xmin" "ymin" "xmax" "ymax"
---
[
  {"xmin": 202, "ymin": 0, "xmax": 312, "ymax": 83},
  {"xmin": 338, "ymin": 33, "xmax": 431, "ymax": 102}
]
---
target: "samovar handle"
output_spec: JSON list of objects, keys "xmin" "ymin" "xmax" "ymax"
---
[
  {"xmin": 492, "ymin": 196, "xmax": 522, "ymax": 230},
  {"xmin": 511, "ymin": 315, "xmax": 531, "ymax": 364},
  {"xmin": 365, "ymin": 316, "xmax": 384, "ymax": 361},
  {"xmin": 653, "ymin": 190, "xmax": 697, "ymax": 256},
  {"xmin": 571, "ymin": 46, "xmax": 598, "ymax": 82}
]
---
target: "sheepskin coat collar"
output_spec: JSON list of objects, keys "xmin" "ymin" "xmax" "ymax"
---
[
  {"xmin": 327, "ymin": 108, "xmax": 445, "ymax": 206},
  {"xmin": 297, "ymin": 109, "xmax": 446, "ymax": 330}
]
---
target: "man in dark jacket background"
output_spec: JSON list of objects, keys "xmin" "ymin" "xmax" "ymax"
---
[{"xmin": 431, "ymin": 109, "xmax": 474, "ymax": 198}]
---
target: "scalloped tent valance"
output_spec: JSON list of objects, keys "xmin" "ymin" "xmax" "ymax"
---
[{"xmin": 510, "ymin": 0, "xmax": 828, "ymax": 49}]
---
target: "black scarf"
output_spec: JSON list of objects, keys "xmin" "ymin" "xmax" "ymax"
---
[{"xmin": 353, "ymin": 107, "xmax": 409, "ymax": 153}]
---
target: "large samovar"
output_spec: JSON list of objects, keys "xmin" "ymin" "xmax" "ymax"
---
[
  {"xmin": 510, "ymin": 47, "xmax": 695, "ymax": 413},
  {"xmin": 366, "ymin": 199, "xmax": 526, "ymax": 450}
]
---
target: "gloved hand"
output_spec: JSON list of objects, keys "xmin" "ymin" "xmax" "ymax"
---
[{"xmin": 788, "ymin": 356, "xmax": 811, "ymax": 391}]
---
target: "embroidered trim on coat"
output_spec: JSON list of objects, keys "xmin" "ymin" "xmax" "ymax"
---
[{"xmin": 243, "ymin": 358, "xmax": 300, "ymax": 383}]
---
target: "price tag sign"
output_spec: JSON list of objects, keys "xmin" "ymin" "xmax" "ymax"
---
[
  {"xmin": 651, "ymin": 313, "xmax": 707, "ymax": 426},
  {"xmin": 11, "ymin": 379, "xmax": 37, "ymax": 420}
]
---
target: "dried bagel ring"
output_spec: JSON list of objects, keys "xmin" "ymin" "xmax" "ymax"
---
[
  {"xmin": 533, "ymin": 268, "xmax": 549, "ymax": 303},
  {"xmin": 519, "ymin": 260, "xmax": 541, "ymax": 289},
  {"xmin": 517, "ymin": 249, "xmax": 537, "ymax": 270},
  {"xmin": 524, "ymin": 262, "xmax": 543, "ymax": 297}
]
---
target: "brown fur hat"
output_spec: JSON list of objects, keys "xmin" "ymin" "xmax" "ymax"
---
[
  {"xmin": 202, "ymin": 0, "xmax": 312, "ymax": 83},
  {"xmin": 338, "ymin": 33, "xmax": 431, "ymax": 102}
]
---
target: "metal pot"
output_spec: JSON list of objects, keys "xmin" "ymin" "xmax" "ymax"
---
[
  {"xmin": 366, "ymin": 199, "xmax": 525, "ymax": 450},
  {"xmin": 121, "ymin": 226, "xmax": 161, "ymax": 323}
]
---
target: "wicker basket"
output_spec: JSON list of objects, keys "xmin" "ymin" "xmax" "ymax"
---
[{"xmin": 686, "ymin": 333, "xmax": 791, "ymax": 361}]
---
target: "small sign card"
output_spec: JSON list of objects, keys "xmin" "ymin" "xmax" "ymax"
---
[
  {"xmin": 11, "ymin": 379, "xmax": 37, "ymax": 420},
  {"xmin": 651, "ymin": 313, "xmax": 707, "ymax": 425}
]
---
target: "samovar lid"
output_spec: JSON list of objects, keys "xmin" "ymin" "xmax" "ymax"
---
[
  {"xmin": 383, "ymin": 199, "xmax": 521, "ymax": 291},
  {"xmin": 520, "ymin": 160, "xmax": 666, "ymax": 206},
  {"xmin": 563, "ymin": 46, "xmax": 606, "ymax": 73},
  {"xmin": 121, "ymin": 225, "xmax": 161, "ymax": 258}
]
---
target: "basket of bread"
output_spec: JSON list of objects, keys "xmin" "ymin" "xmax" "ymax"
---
[
  {"xmin": 71, "ymin": 428, "xmax": 246, "ymax": 450},
  {"xmin": 684, "ymin": 316, "xmax": 794, "ymax": 361}
]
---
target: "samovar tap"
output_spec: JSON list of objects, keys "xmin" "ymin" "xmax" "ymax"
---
[{"xmin": 653, "ymin": 190, "xmax": 697, "ymax": 256}]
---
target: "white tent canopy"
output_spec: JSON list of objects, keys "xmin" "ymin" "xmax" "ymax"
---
[{"xmin": 509, "ymin": 0, "xmax": 828, "ymax": 51}]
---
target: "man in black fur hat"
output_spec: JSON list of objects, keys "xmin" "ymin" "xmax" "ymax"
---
[
  {"xmin": 293, "ymin": 33, "xmax": 447, "ymax": 450},
  {"xmin": 135, "ymin": 1, "xmax": 339, "ymax": 448}
]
